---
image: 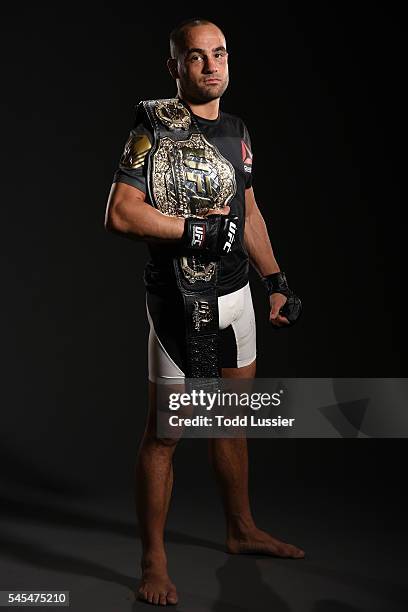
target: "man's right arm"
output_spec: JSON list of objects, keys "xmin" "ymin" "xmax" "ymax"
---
[
  {"xmin": 105, "ymin": 109, "xmax": 231, "ymax": 247},
  {"xmin": 105, "ymin": 181, "xmax": 232, "ymax": 247},
  {"xmin": 104, "ymin": 182, "xmax": 185, "ymax": 243}
]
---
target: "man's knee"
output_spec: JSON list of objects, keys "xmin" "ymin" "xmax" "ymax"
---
[
  {"xmin": 143, "ymin": 427, "xmax": 181, "ymax": 449},
  {"xmin": 155, "ymin": 435, "xmax": 180, "ymax": 448}
]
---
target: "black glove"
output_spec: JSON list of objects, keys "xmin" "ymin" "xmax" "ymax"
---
[
  {"xmin": 182, "ymin": 214, "xmax": 239, "ymax": 258},
  {"xmin": 262, "ymin": 271, "xmax": 302, "ymax": 326}
]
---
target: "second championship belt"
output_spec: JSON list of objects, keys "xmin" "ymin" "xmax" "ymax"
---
[{"xmin": 142, "ymin": 98, "xmax": 236, "ymax": 378}]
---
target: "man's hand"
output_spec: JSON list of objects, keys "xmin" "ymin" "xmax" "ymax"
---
[
  {"xmin": 182, "ymin": 205, "xmax": 238, "ymax": 258},
  {"xmin": 269, "ymin": 293, "xmax": 290, "ymax": 327},
  {"xmin": 263, "ymin": 271, "xmax": 302, "ymax": 328},
  {"xmin": 204, "ymin": 206, "xmax": 230, "ymax": 217}
]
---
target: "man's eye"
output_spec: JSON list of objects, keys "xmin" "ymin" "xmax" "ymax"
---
[{"xmin": 191, "ymin": 55, "xmax": 203, "ymax": 62}]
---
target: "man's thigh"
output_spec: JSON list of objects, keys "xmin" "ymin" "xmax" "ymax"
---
[
  {"xmin": 146, "ymin": 282, "xmax": 257, "ymax": 381},
  {"xmin": 221, "ymin": 358, "xmax": 256, "ymax": 379}
]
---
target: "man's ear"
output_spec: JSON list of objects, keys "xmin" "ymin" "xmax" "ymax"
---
[{"xmin": 167, "ymin": 57, "xmax": 179, "ymax": 80}]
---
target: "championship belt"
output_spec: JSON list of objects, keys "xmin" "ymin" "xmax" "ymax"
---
[{"xmin": 141, "ymin": 98, "xmax": 237, "ymax": 377}]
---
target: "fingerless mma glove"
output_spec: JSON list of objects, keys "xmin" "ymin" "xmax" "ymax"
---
[
  {"xmin": 262, "ymin": 271, "xmax": 302, "ymax": 326},
  {"xmin": 182, "ymin": 214, "xmax": 239, "ymax": 259}
]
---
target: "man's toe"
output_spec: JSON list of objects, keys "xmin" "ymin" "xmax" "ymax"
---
[
  {"xmin": 137, "ymin": 588, "xmax": 147, "ymax": 601},
  {"xmin": 167, "ymin": 590, "xmax": 178, "ymax": 604}
]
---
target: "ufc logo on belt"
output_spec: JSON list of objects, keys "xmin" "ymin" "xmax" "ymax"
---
[
  {"xmin": 192, "ymin": 224, "xmax": 205, "ymax": 247},
  {"xmin": 222, "ymin": 221, "xmax": 237, "ymax": 253}
]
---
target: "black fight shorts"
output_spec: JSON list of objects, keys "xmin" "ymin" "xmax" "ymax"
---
[{"xmin": 146, "ymin": 281, "xmax": 257, "ymax": 383}]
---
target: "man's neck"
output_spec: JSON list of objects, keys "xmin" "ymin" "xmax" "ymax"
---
[{"xmin": 178, "ymin": 96, "xmax": 220, "ymax": 120}]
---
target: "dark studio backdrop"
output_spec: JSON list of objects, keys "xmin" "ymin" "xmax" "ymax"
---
[{"xmin": 1, "ymin": 1, "xmax": 406, "ymax": 607}]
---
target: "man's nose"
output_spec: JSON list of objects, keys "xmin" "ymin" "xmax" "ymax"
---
[{"xmin": 203, "ymin": 56, "xmax": 218, "ymax": 73}]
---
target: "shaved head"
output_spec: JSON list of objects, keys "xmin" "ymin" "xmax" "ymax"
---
[{"xmin": 169, "ymin": 18, "xmax": 225, "ymax": 59}]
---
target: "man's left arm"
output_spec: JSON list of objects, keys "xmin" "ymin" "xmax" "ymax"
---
[{"xmin": 244, "ymin": 187, "xmax": 290, "ymax": 327}]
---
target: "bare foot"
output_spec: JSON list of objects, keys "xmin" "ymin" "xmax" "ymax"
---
[
  {"xmin": 137, "ymin": 555, "xmax": 178, "ymax": 606},
  {"xmin": 227, "ymin": 527, "xmax": 305, "ymax": 559}
]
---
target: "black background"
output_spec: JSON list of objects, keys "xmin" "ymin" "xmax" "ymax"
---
[{"xmin": 1, "ymin": 2, "xmax": 406, "ymax": 599}]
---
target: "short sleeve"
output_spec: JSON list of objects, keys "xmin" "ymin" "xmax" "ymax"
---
[
  {"xmin": 241, "ymin": 121, "xmax": 254, "ymax": 189},
  {"xmin": 112, "ymin": 104, "xmax": 153, "ymax": 193}
]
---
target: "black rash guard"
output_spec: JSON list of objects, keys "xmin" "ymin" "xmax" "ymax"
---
[{"xmin": 113, "ymin": 103, "xmax": 254, "ymax": 297}]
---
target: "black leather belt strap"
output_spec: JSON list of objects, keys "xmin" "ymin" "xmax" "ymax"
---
[{"xmin": 172, "ymin": 256, "xmax": 220, "ymax": 378}]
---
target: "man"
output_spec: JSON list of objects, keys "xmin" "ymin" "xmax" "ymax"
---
[{"xmin": 105, "ymin": 18, "xmax": 303, "ymax": 607}]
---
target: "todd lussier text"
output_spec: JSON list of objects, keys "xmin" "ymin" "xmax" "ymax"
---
[
  {"xmin": 168, "ymin": 415, "xmax": 296, "ymax": 428},
  {"xmin": 216, "ymin": 415, "xmax": 295, "ymax": 428}
]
